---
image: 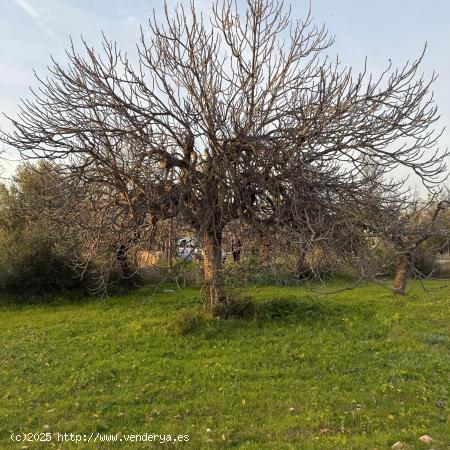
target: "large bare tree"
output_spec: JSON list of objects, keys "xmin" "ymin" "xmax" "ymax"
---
[{"xmin": 2, "ymin": 0, "xmax": 447, "ymax": 314}]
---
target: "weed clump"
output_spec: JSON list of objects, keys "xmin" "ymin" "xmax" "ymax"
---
[
  {"xmin": 211, "ymin": 295, "xmax": 256, "ymax": 320},
  {"xmin": 168, "ymin": 308, "xmax": 204, "ymax": 335}
]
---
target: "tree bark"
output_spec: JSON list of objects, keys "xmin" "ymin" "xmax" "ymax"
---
[
  {"xmin": 116, "ymin": 242, "xmax": 140, "ymax": 287},
  {"xmin": 392, "ymin": 253, "xmax": 411, "ymax": 295},
  {"xmin": 202, "ymin": 229, "xmax": 226, "ymax": 315},
  {"xmin": 116, "ymin": 243, "xmax": 131, "ymax": 278},
  {"xmin": 295, "ymin": 245, "xmax": 307, "ymax": 277}
]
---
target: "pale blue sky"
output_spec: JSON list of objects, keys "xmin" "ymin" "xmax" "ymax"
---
[{"xmin": 1, "ymin": 0, "xmax": 449, "ymax": 186}]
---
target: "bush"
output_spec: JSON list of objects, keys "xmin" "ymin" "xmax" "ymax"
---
[
  {"xmin": 0, "ymin": 240, "xmax": 86, "ymax": 295},
  {"xmin": 172, "ymin": 260, "xmax": 204, "ymax": 287},
  {"xmin": 139, "ymin": 261, "xmax": 204, "ymax": 287},
  {"xmin": 211, "ymin": 294, "xmax": 256, "ymax": 319},
  {"xmin": 413, "ymin": 253, "xmax": 437, "ymax": 277},
  {"xmin": 255, "ymin": 298, "xmax": 324, "ymax": 321},
  {"xmin": 223, "ymin": 257, "xmax": 299, "ymax": 287},
  {"xmin": 167, "ymin": 308, "xmax": 204, "ymax": 335},
  {"xmin": 0, "ymin": 164, "xmax": 89, "ymax": 295}
]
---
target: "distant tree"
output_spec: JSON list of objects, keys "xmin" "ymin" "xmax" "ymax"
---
[
  {"xmin": 0, "ymin": 163, "xmax": 84, "ymax": 294},
  {"xmin": 2, "ymin": 0, "xmax": 447, "ymax": 313},
  {"xmin": 338, "ymin": 178, "xmax": 449, "ymax": 294},
  {"xmin": 389, "ymin": 197, "xmax": 449, "ymax": 294}
]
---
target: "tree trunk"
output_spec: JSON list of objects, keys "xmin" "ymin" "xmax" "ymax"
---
[
  {"xmin": 202, "ymin": 229, "xmax": 226, "ymax": 315},
  {"xmin": 295, "ymin": 245, "xmax": 307, "ymax": 277},
  {"xmin": 116, "ymin": 242, "xmax": 140, "ymax": 287},
  {"xmin": 392, "ymin": 253, "xmax": 411, "ymax": 295},
  {"xmin": 116, "ymin": 243, "xmax": 131, "ymax": 278}
]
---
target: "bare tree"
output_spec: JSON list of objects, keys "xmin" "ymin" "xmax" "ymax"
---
[
  {"xmin": 388, "ymin": 197, "xmax": 449, "ymax": 294},
  {"xmin": 2, "ymin": 0, "xmax": 447, "ymax": 314},
  {"xmin": 333, "ymin": 162, "xmax": 450, "ymax": 294}
]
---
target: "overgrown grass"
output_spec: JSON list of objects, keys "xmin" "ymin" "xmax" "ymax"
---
[{"xmin": 0, "ymin": 281, "xmax": 449, "ymax": 449}]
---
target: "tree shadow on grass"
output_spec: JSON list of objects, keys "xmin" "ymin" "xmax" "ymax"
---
[
  {"xmin": 253, "ymin": 297, "xmax": 370, "ymax": 324},
  {"xmin": 255, "ymin": 298, "xmax": 326, "ymax": 321},
  {"xmin": 168, "ymin": 293, "xmax": 382, "ymax": 339},
  {"xmin": 0, "ymin": 289, "xmax": 91, "ymax": 309}
]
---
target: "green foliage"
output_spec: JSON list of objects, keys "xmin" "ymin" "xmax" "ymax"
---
[
  {"xmin": 413, "ymin": 250, "xmax": 438, "ymax": 277},
  {"xmin": 255, "ymin": 298, "xmax": 324, "ymax": 321},
  {"xmin": 212, "ymin": 294, "xmax": 256, "ymax": 320},
  {"xmin": 168, "ymin": 307, "xmax": 204, "ymax": 335},
  {"xmin": 412, "ymin": 237, "xmax": 443, "ymax": 277},
  {"xmin": 0, "ymin": 163, "xmax": 85, "ymax": 294},
  {"xmin": 0, "ymin": 282, "xmax": 449, "ymax": 449},
  {"xmin": 222, "ymin": 257, "xmax": 299, "ymax": 286},
  {"xmin": 172, "ymin": 260, "xmax": 204, "ymax": 287},
  {"xmin": 0, "ymin": 241, "xmax": 83, "ymax": 294}
]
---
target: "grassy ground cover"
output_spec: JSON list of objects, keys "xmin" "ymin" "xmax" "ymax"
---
[{"xmin": 0, "ymin": 281, "xmax": 449, "ymax": 449}]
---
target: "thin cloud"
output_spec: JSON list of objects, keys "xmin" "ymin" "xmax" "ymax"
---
[
  {"xmin": 12, "ymin": 0, "xmax": 59, "ymax": 44},
  {"xmin": 122, "ymin": 15, "xmax": 138, "ymax": 26}
]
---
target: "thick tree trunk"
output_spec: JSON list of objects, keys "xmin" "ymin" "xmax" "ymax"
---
[
  {"xmin": 392, "ymin": 253, "xmax": 411, "ymax": 295},
  {"xmin": 202, "ymin": 229, "xmax": 226, "ymax": 315}
]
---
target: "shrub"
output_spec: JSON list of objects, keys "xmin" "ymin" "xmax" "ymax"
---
[
  {"xmin": 413, "ymin": 244, "xmax": 439, "ymax": 277},
  {"xmin": 210, "ymin": 294, "xmax": 256, "ymax": 319},
  {"xmin": 0, "ymin": 240, "xmax": 86, "ymax": 295},
  {"xmin": 255, "ymin": 299, "xmax": 324, "ymax": 321},
  {"xmin": 168, "ymin": 308, "xmax": 204, "ymax": 335},
  {"xmin": 0, "ymin": 164, "xmax": 88, "ymax": 295}
]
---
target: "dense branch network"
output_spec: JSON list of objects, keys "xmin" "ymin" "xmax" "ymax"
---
[{"xmin": 1, "ymin": 0, "xmax": 448, "ymax": 308}]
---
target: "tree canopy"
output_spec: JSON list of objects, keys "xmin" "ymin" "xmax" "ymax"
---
[{"xmin": 2, "ymin": 0, "xmax": 448, "ymax": 312}]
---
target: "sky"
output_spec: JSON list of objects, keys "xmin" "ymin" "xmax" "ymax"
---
[{"xmin": 0, "ymin": 0, "xmax": 449, "ymax": 189}]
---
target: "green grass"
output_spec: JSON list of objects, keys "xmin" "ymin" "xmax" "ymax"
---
[{"xmin": 0, "ymin": 281, "xmax": 449, "ymax": 449}]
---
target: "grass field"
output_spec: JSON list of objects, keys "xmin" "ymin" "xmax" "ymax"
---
[{"xmin": 1, "ymin": 281, "xmax": 449, "ymax": 449}]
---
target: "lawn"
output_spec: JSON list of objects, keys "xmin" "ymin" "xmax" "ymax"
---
[{"xmin": 0, "ymin": 281, "xmax": 449, "ymax": 449}]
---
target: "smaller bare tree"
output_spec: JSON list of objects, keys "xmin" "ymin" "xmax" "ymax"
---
[{"xmin": 389, "ymin": 197, "xmax": 449, "ymax": 294}]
